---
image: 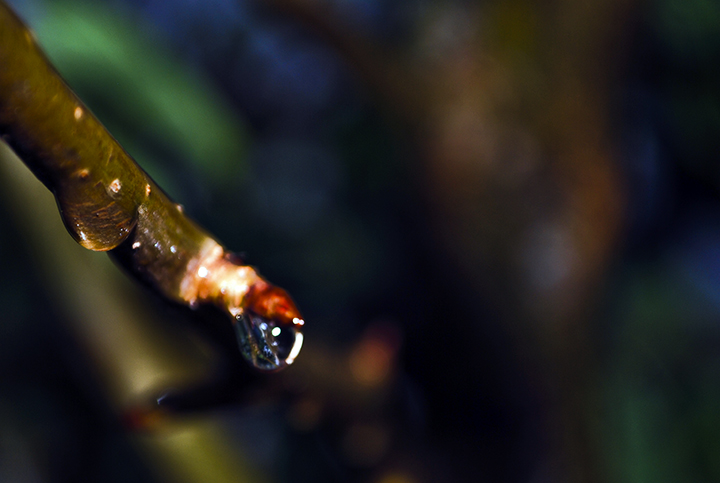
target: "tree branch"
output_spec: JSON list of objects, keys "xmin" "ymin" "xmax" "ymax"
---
[{"xmin": 0, "ymin": 1, "xmax": 303, "ymax": 371}]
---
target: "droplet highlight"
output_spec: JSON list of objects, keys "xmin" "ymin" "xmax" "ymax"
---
[
  {"xmin": 234, "ymin": 311, "xmax": 304, "ymax": 371},
  {"xmin": 109, "ymin": 178, "xmax": 121, "ymax": 194}
]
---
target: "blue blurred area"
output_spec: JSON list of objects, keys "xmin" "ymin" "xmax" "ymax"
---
[{"xmin": 2, "ymin": 0, "xmax": 720, "ymax": 482}]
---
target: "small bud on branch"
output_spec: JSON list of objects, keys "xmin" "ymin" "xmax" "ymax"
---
[{"xmin": 0, "ymin": 1, "xmax": 303, "ymax": 371}]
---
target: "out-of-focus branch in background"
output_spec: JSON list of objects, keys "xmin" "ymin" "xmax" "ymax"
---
[
  {"xmin": 261, "ymin": 0, "xmax": 637, "ymax": 481},
  {"xmin": 0, "ymin": 142, "xmax": 264, "ymax": 483}
]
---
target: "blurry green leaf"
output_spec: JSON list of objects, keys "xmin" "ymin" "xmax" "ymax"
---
[
  {"xmin": 600, "ymin": 263, "xmax": 720, "ymax": 483},
  {"xmin": 32, "ymin": 1, "xmax": 248, "ymax": 192},
  {"xmin": 654, "ymin": 0, "xmax": 720, "ymax": 63}
]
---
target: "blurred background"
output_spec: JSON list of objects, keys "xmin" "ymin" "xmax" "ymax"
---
[{"xmin": 1, "ymin": 0, "xmax": 720, "ymax": 482}]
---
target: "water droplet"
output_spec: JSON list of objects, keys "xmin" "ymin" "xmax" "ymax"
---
[
  {"xmin": 234, "ymin": 311, "xmax": 304, "ymax": 371},
  {"xmin": 109, "ymin": 178, "xmax": 121, "ymax": 194}
]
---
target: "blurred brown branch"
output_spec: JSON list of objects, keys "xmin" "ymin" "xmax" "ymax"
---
[{"xmin": 260, "ymin": 1, "xmax": 640, "ymax": 482}]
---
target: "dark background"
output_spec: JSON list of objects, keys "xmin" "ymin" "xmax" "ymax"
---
[{"xmin": 1, "ymin": 0, "xmax": 720, "ymax": 482}]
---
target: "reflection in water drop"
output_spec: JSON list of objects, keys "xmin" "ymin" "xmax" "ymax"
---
[{"xmin": 234, "ymin": 311, "xmax": 304, "ymax": 371}]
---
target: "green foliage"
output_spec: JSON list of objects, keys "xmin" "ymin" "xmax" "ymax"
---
[
  {"xmin": 601, "ymin": 264, "xmax": 720, "ymax": 483},
  {"xmin": 33, "ymin": 1, "xmax": 249, "ymax": 197}
]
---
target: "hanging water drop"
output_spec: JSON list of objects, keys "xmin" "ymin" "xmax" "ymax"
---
[
  {"xmin": 230, "ymin": 282, "xmax": 305, "ymax": 370},
  {"xmin": 234, "ymin": 311, "xmax": 304, "ymax": 371}
]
